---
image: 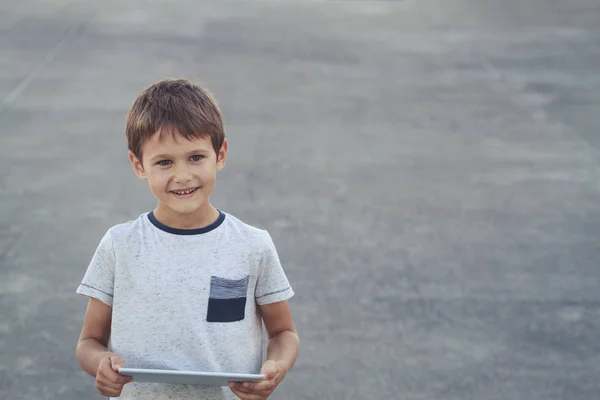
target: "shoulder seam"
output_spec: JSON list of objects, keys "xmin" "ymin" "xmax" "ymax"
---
[{"xmin": 105, "ymin": 229, "xmax": 117, "ymax": 265}]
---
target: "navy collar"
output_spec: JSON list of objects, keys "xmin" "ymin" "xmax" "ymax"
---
[{"xmin": 147, "ymin": 210, "xmax": 225, "ymax": 235}]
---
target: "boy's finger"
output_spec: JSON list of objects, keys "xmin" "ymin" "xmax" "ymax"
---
[
  {"xmin": 241, "ymin": 381, "xmax": 257, "ymax": 390},
  {"xmin": 101, "ymin": 366, "xmax": 132, "ymax": 384},
  {"xmin": 229, "ymin": 382, "xmax": 251, "ymax": 393},
  {"xmin": 100, "ymin": 388, "xmax": 121, "ymax": 398},
  {"xmin": 228, "ymin": 384, "xmax": 263, "ymax": 400},
  {"xmin": 229, "ymin": 382, "xmax": 261, "ymax": 396},
  {"xmin": 98, "ymin": 375, "xmax": 128, "ymax": 389},
  {"xmin": 109, "ymin": 355, "xmax": 125, "ymax": 371},
  {"xmin": 97, "ymin": 382, "xmax": 121, "ymax": 396},
  {"xmin": 114, "ymin": 373, "xmax": 134, "ymax": 384},
  {"xmin": 228, "ymin": 383, "xmax": 246, "ymax": 398},
  {"xmin": 105, "ymin": 355, "xmax": 133, "ymax": 384},
  {"xmin": 98, "ymin": 384, "xmax": 121, "ymax": 397},
  {"xmin": 259, "ymin": 360, "xmax": 280, "ymax": 381},
  {"xmin": 242, "ymin": 373, "xmax": 277, "ymax": 392},
  {"xmin": 247, "ymin": 379, "xmax": 275, "ymax": 392}
]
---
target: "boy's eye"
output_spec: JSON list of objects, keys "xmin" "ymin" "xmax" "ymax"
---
[
  {"xmin": 157, "ymin": 160, "xmax": 172, "ymax": 166},
  {"xmin": 190, "ymin": 155, "xmax": 204, "ymax": 162}
]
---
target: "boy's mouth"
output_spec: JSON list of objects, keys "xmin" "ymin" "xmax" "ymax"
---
[{"xmin": 170, "ymin": 187, "xmax": 199, "ymax": 197}]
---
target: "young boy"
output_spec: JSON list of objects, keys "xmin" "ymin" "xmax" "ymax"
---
[{"xmin": 75, "ymin": 79, "xmax": 299, "ymax": 400}]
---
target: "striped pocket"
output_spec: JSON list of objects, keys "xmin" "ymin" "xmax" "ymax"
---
[{"xmin": 207, "ymin": 276, "xmax": 249, "ymax": 322}]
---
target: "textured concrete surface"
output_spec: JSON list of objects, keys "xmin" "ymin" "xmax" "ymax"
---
[{"xmin": 1, "ymin": 0, "xmax": 600, "ymax": 399}]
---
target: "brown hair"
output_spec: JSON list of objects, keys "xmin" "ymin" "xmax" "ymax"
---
[{"xmin": 126, "ymin": 78, "xmax": 225, "ymax": 160}]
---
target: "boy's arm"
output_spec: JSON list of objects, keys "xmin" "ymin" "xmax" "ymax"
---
[
  {"xmin": 262, "ymin": 300, "xmax": 299, "ymax": 373},
  {"xmin": 76, "ymin": 298, "xmax": 132, "ymax": 397},
  {"xmin": 76, "ymin": 297, "xmax": 114, "ymax": 376},
  {"xmin": 229, "ymin": 300, "xmax": 299, "ymax": 399}
]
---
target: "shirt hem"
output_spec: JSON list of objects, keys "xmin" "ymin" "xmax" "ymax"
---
[
  {"xmin": 255, "ymin": 287, "xmax": 294, "ymax": 305},
  {"xmin": 76, "ymin": 284, "xmax": 114, "ymax": 306}
]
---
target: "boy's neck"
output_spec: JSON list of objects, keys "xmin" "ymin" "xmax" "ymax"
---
[{"xmin": 152, "ymin": 203, "xmax": 221, "ymax": 230}]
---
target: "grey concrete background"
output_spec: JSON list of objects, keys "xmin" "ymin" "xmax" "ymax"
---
[{"xmin": 1, "ymin": 0, "xmax": 600, "ymax": 399}]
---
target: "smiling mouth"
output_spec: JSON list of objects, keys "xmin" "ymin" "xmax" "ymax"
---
[{"xmin": 171, "ymin": 187, "xmax": 199, "ymax": 195}]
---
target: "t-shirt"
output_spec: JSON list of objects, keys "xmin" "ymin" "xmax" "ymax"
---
[{"xmin": 76, "ymin": 210, "xmax": 294, "ymax": 400}]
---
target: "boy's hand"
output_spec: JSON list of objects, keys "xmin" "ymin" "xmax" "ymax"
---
[
  {"xmin": 96, "ymin": 354, "xmax": 133, "ymax": 397},
  {"xmin": 228, "ymin": 360, "xmax": 285, "ymax": 400}
]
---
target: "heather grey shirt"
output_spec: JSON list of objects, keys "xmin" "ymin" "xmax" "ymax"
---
[{"xmin": 76, "ymin": 211, "xmax": 294, "ymax": 400}]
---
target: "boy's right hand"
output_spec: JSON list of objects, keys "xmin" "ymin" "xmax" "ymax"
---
[{"xmin": 96, "ymin": 354, "xmax": 133, "ymax": 397}]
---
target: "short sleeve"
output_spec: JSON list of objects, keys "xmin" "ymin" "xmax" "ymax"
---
[
  {"xmin": 76, "ymin": 231, "xmax": 116, "ymax": 306},
  {"xmin": 255, "ymin": 231, "xmax": 294, "ymax": 305}
]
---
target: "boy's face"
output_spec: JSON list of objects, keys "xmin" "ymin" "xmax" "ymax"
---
[{"xmin": 129, "ymin": 131, "xmax": 227, "ymax": 220}]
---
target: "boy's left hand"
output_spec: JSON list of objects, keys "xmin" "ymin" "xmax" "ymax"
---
[{"xmin": 228, "ymin": 360, "xmax": 285, "ymax": 400}]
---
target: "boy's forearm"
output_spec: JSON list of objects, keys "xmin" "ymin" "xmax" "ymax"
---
[
  {"xmin": 266, "ymin": 330, "xmax": 300, "ymax": 373},
  {"xmin": 76, "ymin": 338, "xmax": 112, "ymax": 377}
]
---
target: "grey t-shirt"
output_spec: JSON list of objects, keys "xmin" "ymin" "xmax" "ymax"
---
[{"xmin": 76, "ymin": 211, "xmax": 294, "ymax": 400}]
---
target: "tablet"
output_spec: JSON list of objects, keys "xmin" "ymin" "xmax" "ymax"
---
[{"xmin": 118, "ymin": 368, "xmax": 264, "ymax": 386}]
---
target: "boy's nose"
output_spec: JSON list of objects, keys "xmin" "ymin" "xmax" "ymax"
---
[{"xmin": 173, "ymin": 165, "xmax": 192, "ymax": 183}]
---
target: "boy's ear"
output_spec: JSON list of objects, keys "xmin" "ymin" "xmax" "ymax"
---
[
  {"xmin": 216, "ymin": 139, "xmax": 228, "ymax": 171},
  {"xmin": 128, "ymin": 151, "xmax": 147, "ymax": 180}
]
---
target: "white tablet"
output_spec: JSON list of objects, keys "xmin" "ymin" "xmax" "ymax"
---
[{"xmin": 118, "ymin": 368, "xmax": 264, "ymax": 386}]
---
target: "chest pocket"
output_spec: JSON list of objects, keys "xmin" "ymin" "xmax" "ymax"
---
[{"xmin": 207, "ymin": 276, "xmax": 249, "ymax": 322}]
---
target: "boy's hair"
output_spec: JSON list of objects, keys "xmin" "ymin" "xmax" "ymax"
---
[{"xmin": 126, "ymin": 78, "xmax": 225, "ymax": 160}]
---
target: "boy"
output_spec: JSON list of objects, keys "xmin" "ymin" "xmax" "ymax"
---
[{"xmin": 75, "ymin": 79, "xmax": 299, "ymax": 400}]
